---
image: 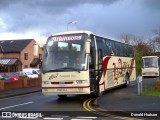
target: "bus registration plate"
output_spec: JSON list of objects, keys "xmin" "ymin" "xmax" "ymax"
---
[{"xmin": 57, "ymin": 88, "xmax": 67, "ymax": 92}]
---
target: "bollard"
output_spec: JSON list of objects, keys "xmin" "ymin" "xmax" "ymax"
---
[{"xmin": 137, "ymin": 76, "xmax": 143, "ymax": 95}]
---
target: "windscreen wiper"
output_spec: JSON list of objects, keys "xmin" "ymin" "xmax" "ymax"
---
[
  {"xmin": 59, "ymin": 67, "xmax": 81, "ymax": 73},
  {"xmin": 43, "ymin": 68, "xmax": 80, "ymax": 74}
]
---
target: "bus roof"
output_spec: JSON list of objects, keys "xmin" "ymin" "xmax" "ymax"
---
[{"xmin": 50, "ymin": 30, "xmax": 132, "ymax": 46}]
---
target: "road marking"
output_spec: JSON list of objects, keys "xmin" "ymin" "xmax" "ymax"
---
[
  {"xmin": 43, "ymin": 118, "xmax": 63, "ymax": 120},
  {"xmin": 0, "ymin": 91, "xmax": 41, "ymax": 100},
  {"xmin": 0, "ymin": 101, "xmax": 33, "ymax": 110},
  {"xmin": 83, "ymin": 98, "xmax": 138, "ymax": 120}
]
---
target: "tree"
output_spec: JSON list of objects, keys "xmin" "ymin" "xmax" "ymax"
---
[
  {"xmin": 119, "ymin": 33, "xmax": 138, "ymax": 45},
  {"xmin": 152, "ymin": 26, "xmax": 160, "ymax": 53},
  {"xmin": 134, "ymin": 41, "xmax": 153, "ymax": 75},
  {"xmin": 119, "ymin": 34, "xmax": 153, "ymax": 75}
]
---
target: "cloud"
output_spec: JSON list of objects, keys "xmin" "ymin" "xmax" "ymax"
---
[
  {"xmin": 0, "ymin": 0, "xmax": 160, "ymax": 43},
  {"xmin": 0, "ymin": 0, "xmax": 119, "ymax": 33},
  {"xmin": 139, "ymin": 0, "xmax": 160, "ymax": 11}
]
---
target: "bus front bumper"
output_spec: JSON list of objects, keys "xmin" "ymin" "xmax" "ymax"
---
[{"xmin": 42, "ymin": 86, "xmax": 90, "ymax": 95}]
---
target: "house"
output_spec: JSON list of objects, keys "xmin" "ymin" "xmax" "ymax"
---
[{"xmin": 0, "ymin": 39, "xmax": 43, "ymax": 72}]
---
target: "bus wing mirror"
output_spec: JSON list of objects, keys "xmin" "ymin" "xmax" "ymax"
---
[{"xmin": 85, "ymin": 39, "xmax": 91, "ymax": 54}]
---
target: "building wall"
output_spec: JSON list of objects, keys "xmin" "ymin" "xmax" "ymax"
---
[
  {"xmin": 20, "ymin": 40, "xmax": 43, "ymax": 70},
  {"xmin": 1, "ymin": 39, "xmax": 43, "ymax": 71},
  {"xmin": 0, "ymin": 53, "xmax": 3, "ymax": 58}
]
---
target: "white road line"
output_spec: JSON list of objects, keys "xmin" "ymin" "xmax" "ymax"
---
[
  {"xmin": 0, "ymin": 101, "xmax": 33, "ymax": 110},
  {"xmin": 43, "ymin": 118, "xmax": 63, "ymax": 120}
]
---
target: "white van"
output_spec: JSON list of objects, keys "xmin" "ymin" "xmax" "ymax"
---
[{"xmin": 22, "ymin": 68, "xmax": 41, "ymax": 76}]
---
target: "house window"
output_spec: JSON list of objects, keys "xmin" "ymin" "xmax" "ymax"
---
[{"xmin": 24, "ymin": 53, "xmax": 28, "ymax": 60}]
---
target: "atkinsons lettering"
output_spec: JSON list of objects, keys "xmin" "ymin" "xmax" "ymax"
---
[{"xmin": 51, "ymin": 35, "xmax": 82, "ymax": 42}]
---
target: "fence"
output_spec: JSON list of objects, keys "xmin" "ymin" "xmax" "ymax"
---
[{"xmin": 0, "ymin": 76, "xmax": 41, "ymax": 92}]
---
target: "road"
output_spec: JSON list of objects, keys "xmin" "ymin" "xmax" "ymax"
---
[
  {"xmin": 0, "ymin": 92, "xmax": 93, "ymax": 111},
  {"xmin": 0, "ymin": 77, "xmax": 159, "ymax": 120},
  {"xmin": 0, "ymin": 92, "xmax": 100, "ymax": 119}
]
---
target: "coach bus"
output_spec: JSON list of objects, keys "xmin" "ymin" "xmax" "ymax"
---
[
  {"xmin": 38, "ymin": 30, "xmax": 136, "ymax": 98},
  {"xmin": 142, "ymin": 56, "xmax": 160, "ymax": 77}
]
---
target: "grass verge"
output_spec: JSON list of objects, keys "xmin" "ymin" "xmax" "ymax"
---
[{"xmin": 141, "ymin": 85, "xmax": 160, "ymax": 96}]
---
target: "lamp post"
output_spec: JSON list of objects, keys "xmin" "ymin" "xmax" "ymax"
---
[{"xmin": 67, "ymin": 21, "xmax": 78, "ymax": 31}]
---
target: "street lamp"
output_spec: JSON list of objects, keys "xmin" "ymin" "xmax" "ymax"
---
[{"xmin": 67, "ymin": 21, "xmax": 78, "ymax": 31}]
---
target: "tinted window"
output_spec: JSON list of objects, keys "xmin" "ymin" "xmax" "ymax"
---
[{"xmin": 96, "ymin": 37, "xmax": 107, "ymax": 56}]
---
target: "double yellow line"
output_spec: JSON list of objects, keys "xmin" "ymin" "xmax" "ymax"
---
[{"xmin": 83, "ymin": 98, "xmax": 138, "ymax": 120}]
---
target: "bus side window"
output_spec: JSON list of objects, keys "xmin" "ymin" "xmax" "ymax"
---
[
  {"xmin": 128, "ymin": 46, "xmax": 134, "ymax": 57},
  {"xmin": 96, "ymin": 37, "xmax": 106, "ymax": 57},
  {"xmin": 105, "ymin": 39, "xmax": 113, "ymax": 55}
]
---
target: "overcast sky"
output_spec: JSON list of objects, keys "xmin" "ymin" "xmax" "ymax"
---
[{"xmin": 0, "ymin": 0, "xmax": 160, "ymax": 43}]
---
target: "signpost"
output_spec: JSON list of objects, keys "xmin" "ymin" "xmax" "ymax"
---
[{"xmin": 137, "ymin": 76, "xmax": 143, "ymax": 95}]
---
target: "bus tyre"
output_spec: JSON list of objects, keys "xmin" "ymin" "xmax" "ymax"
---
[
  {"xmin": 125, "ymin": 74, "xmax": 130, "ymax": 87},
  {"xmin": 58, "ymin": 95, "xmax": 67, "ymax": 99}
]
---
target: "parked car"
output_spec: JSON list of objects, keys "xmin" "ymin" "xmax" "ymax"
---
[
  {"xmin": 25, "ymin": 72, "xmax": 38, "ymax": 78},
  {"xmin": 7, "ymin": 72, "xmax": 19, "ymax": 81},
  {"xmin": 15, "ymin": 71, "xmax": 27, "ymax": 77},
  {"xmin": 0, "ymin": 73, "xmax": 10, "ymax": 80},
  {"xmin": 23, "ymin": 68, "xmax": 41, "ymax": 75},
  {"xmin": 16, "ymin": 71, "xmax": 38, "ymax": 78}
]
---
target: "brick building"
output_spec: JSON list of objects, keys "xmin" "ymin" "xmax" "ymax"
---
[{"xmin": 0, "ymin": 39, "xmax": 43, "ymax": 72}]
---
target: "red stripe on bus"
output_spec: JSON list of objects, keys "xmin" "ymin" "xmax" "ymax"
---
[
  {"xmin": 42, "ymin": 86, "xmax": 90, "ymax": 89},
  {"xmin": 102, "ymin": 56, "xmax": 111, "ymax": 77},
  {"xmin": 99, "ymin": 82, "xmax": 104, "ymax": 86}
]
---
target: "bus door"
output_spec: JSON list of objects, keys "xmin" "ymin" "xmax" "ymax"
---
[
  {"xmin": 89, "ymin": 47, "xmax": 97, "ymax": 93},
  {"xmin": 89, "ymin": 48, "xmax": 103, "ymax": 93}
]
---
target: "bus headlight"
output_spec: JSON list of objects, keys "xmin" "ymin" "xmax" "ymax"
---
[
  {"xmin": 76, "ymin": 80, "xmax": 88, "ymax": 84},
  {"xmin": 42, "ymin": 81, "xmax": 50, "ymax": 84}
]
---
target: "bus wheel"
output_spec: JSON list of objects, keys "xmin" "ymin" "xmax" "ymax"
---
[
  {"xmin": 125, "ymin": 74, "xmax": 130, "ymax": 87},
  {"xmin": 58, "ymin": 95, "xmax": 67, "ymax": 99}
]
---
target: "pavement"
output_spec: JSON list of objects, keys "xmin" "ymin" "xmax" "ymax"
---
[
  {"xmin": 0, "ymin": 86, "xmax": 41, "ymax": 99},
  {"xmin": 94, "ymin": 78, "xmax": 160, "ymax": 119},
  {"xmin": 96, "ymin": 82, "xmax": 160, "ymax": 111}
]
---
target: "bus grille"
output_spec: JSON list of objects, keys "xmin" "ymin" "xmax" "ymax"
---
[{"xmin": 51, "ymin": 82, "xmax": 73, "ymax": 84}]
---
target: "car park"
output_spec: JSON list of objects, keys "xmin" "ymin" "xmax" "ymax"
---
[
  {"xmin": 22, "ymin": 68, "xmax": 41, "ymax": 75},
  {"xmin": 7, "ymin": 72, "xmax": 19, "ymax": 81},
  {"xmin": 25, "ymin": 72, "xmax": 38, "ymax": 78},
  {"xmin": 0, "ymin": 73, "xmax": 10, "ymax": 80},
  {"xmin": 16, "ymin": 71, "xmax": 38, "ymax": 78}
]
